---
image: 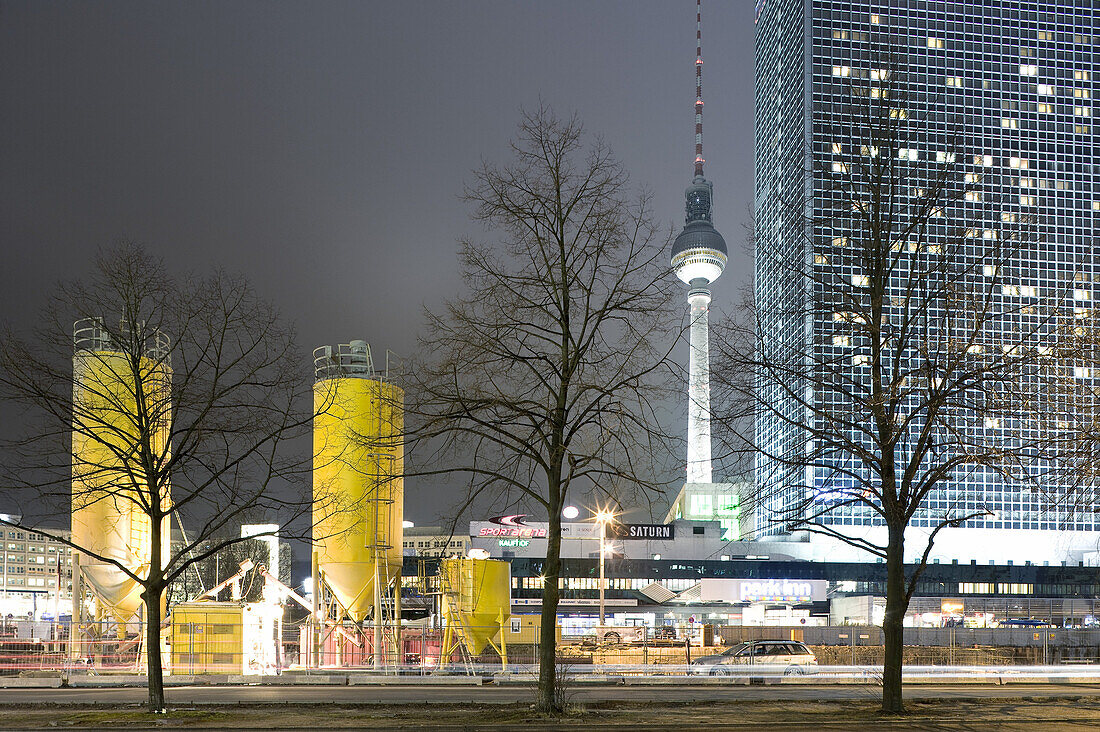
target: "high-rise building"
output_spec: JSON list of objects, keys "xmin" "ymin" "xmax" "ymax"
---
[{"xmin": 754, "ymin": 1, "xmax": 1099, "ymax": 562}]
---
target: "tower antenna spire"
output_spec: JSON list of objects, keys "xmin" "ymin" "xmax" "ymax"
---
[{"xmin": 694, "ymin": 0, "xmax": 705, "ymax": 178}]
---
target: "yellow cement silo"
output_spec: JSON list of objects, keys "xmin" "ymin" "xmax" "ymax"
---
[
  {"xmin": 312, "ymin": 341, "xmax": 403, "ymax": 623},
  {"xmin": 71, "ymin": 319, "xmax": 172, "ymax": 632},
  {"xmin": 440, "ymin": 557, "xmax": 511, "ymax": 657}
]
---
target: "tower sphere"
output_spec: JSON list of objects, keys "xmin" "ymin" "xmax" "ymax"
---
[{"xmin": 671, "ymin": 178, "xmax": 727, "ymax": 285}]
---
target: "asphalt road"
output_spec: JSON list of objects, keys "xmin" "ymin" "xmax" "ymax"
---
[{"xmin": 1, "ymin": 683, "xmax": 1100, "ymax": 706}]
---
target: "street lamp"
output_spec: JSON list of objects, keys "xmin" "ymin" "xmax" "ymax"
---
[{"xmin": 594, "ymin": 509, "xmax": 614, "ymax": 625}]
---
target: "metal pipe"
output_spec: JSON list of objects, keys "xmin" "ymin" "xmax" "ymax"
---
[
  {"xmin": 599, "ymin": 520, "xmax": 606, "ymax": 625},
  {"xmin": 311, "ymin": 551, "xmax": 320, "ymax": 669},
  {"xmin": 373, "ymin": 546, "xmax": 381, "ymax": 669}
]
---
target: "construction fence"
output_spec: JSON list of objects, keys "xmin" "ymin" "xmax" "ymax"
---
[{"xmin": 1, "ymin": 620, "xmax": 1100, "ymax": 674}]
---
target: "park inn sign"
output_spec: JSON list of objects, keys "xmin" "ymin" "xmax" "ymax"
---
[{"xmin": 699, "ymin": 578, "xmax": 828, "ymax": 604}]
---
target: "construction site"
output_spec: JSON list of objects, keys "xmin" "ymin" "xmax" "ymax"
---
[{"xmin": 0, "ymin": 329, "xmax": 1095, "ymax": 681}]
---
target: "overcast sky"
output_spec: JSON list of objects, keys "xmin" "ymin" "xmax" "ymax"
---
[{"xmin": 0, "ymin": 1, "xmax": 757, "ymax": 526}]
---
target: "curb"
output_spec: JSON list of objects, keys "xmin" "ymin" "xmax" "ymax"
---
[
  {"xmin": 0, "ymin": 678, "xmax": 63, "ymax": 688},
  {"xmin": 347, "ymin": 675, "xmax": 483, "ymax": 686}
]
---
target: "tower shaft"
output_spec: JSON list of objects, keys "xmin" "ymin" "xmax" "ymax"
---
[{"xmin": 687, "ymin": 286, "xmax": 712, "ymax": 483}]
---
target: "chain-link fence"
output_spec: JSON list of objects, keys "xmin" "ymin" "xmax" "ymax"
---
[{"xmin": 0, "ymin": 619, "xmax": 1098, "ymax": 675}]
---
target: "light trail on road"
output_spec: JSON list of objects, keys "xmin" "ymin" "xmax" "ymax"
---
[{"xmin": 1, "ymin": 682, "xmax": 1100, "ymax": 706}]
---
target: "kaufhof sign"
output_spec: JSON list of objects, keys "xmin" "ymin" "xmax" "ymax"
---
[
  {"xmin": 471, "ymin": 515, "xmax": 599, "ymax": 540},
  {"xmin": 700, "ymin": 578, "xmax": 828, "ymax": 604}
]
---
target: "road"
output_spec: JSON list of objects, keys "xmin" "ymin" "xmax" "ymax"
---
[{"xmin": 1, "ymin": 682, "xmax": 1100, "ymax": 705}]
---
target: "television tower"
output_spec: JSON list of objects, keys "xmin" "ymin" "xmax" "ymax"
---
[{"xmin": 671, "ymin": 0, "xmax": 727, "ymax": 484}]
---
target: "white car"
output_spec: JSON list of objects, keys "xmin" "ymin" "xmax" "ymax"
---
[{"xmin": 692, "ymin": 640, "xmax": 818, "ymax": 676}]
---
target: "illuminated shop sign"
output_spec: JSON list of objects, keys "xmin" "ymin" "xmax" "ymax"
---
[
  {"xmin": 699, "ymin": 578, "xmax": 828, "ymax": 604},
  {"xmin": 479, "ymin": 525, "xmax": 546, "ymax": 538},
  {"xmin": 739, "ymin": 579, "xmax": 815, "ymax": 603},
  {"xmin": 479, "ymin": 514, "xmax": 547, "ymax": 538},
  {"xmin": 471, "ymin": 518, "xmax": 597, "ymax": 540},
  {"xmin": 610, "ymin": 524, "xmax": 674, "ymax": 540},
  {"xmin": 498, "ymin": 538, "xmax": 530, "ymax": 548}
]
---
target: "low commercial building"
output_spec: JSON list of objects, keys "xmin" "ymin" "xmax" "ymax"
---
[
  {"xmin": 427, "ymin": 514, "xmax": 1100, "ymax": 631},
  {"xmin": 0, "ymin": 517, "xmax": 73, "ymax": 621},
  {"xmin": 402, "ymin": 526, "xmax": 470, "ymax": 558}
]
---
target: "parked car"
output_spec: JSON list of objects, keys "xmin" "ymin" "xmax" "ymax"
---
[{"xmin": 691, "ymin": 640, "xmax": 818, "ymax": 676}]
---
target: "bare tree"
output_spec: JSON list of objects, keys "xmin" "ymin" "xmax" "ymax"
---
[
  {"xmin": 409, "ymin": 108, "xmax": 678, "ymax": 712},
  {"xmin": 718, "ymin": 67, "xmax": 1054, "ymax": 712},
  {"xmin": 0, "ymin": 244, "xmax": 311, "ymax": 711}
]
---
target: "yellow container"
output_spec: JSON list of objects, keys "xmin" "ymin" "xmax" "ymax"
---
[
  {"xmin": 170, "ymin": 602, "xmax": 245, "ymax": 674},
  {"xmin": 72, "ymin": 339, "xmax": 171, "ymax": 630},
  {"xmin": 440, "ymin": 557, "xmax": 511, "ymax": 656},
  {"xmin": 501, "ymin": 614, "xmax": 561, "ymax": 645},
  {"xmin": 170, "ymin": 601, "xmax": 281, "ymax": 675},
  {"xmin": 312, "ymin": 356, "xmax": 403, "ymax": 623}
]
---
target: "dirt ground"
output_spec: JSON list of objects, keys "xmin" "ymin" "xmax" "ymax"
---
[{"xmin": 0, "ymin": 698, "xmax": 1098, "ymax": 730}]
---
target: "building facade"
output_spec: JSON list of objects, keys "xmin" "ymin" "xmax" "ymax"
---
[
  {"xmin": 401, "ymin": 527, "xmax": 470, "ymax": 558},
  {"xmin": 754, "ymin": 0, "xmax": 1100, "ymax": 562},
  {"xmin": 0, "ymin": 519, "xmax": 73, "ymax": 620}
]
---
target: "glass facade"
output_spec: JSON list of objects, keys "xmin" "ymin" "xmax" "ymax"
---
[{"xmin": 754, "ymin": 2, "xmax": 1099, "ymax": 540}]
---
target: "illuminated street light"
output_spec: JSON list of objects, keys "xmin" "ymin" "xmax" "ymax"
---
[
  {"xmin": 562, "ymin": 505, "xmax": 580, "ymax": 520},
  {"xmin": 592, "ymin": 508, "xmax": 616, "ymax": 625}
]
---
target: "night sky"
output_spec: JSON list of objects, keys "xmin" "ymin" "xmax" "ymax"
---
[{"xmin": 0, "ymin": 1, "xmax": 757, "ymax": 526}]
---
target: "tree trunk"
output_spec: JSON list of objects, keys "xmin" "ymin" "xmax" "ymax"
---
[
  {"xmin": 881, "ymin": 523, "xmax": 906, "ymax": 714},
  {"xmin": 535, "ymin": 509, "xmax": 563, "ymax": 713},
  {"xmin": 144, "ymin": 585, "xmax": 165, "ymax": 712},
  {"xmin": 145, "ymin": 493, "xmax": 165, "ymax": 712}
]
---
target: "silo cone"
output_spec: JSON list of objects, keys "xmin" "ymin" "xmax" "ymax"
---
[
  {"xmin": 72, "ymin": 338, "xmax": 171, "ymax": 635},
  {"xmin": 312, "ymin": 359, "xmax": 403, "ymax": 623},
  {"xmin": 441, "ymin": 558, "xmax": 511, "ymax": 657}
]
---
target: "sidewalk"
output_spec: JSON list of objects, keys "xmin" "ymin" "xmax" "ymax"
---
[{"xmin": 0, "ymin": 698, "xmax": 1098, "ymax": 730}]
